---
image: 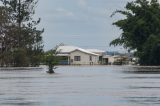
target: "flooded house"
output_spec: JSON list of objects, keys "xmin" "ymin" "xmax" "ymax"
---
[
  {"xmin": 56, "ymin": 45, "xmax": 101, "ymax": 65},
  {"xmin": 56, "ymin": 45, "xmax": 131, "ymax": 65},
  {"xmin": 86, "ymin": 49, "xmax": 105, "ymax": 64},
  {"xmin": 69, "ymin": 48, "xmax": 99, "ymax": 65}
]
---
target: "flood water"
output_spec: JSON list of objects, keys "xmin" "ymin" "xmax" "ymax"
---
[{"xmin": 0, "ymin": 66, "xmax": 160, "ymax": 106}]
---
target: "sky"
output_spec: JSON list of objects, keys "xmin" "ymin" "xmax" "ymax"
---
[{"xmin": 35, "ymin": 0, "xmax": 132, "ymax": 51}]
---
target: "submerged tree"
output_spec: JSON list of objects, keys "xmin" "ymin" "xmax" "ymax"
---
[
  {"xmin": 44, "ymin": 46, "xmax": 60, "ymax": 74},
  {"xmin": 45, "ymin": 50, "xmax": 57, "ymax": 73},
  {"xmin": 0, "ymin": 0, "xmax": 44, "ymax": 67},
  {"xmin": 110, "ymin": 0, "xmax": 160, "ymax": 65},
  {"xmin": 44, "ymin": 43, "xmax": 64, "ymax": 73}
]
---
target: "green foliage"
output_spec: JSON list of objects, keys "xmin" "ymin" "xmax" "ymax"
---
[
  {"xmin": 44, "ymin": 49, "xmax": 58, "ymax": 73},
  {"xmin": 44, "ymin": 49, "xmax": 58, "ymax": 66},
  {"xmin": 13, "ymin": 48, "xmax": 29, "ymax": 67},
  {"xmin": 139, "ymin": 35, "xmax": 160, "ymax": 65},
  {"xmin": 0, "ymin": 0, "xmax": 44, "ymax": 67},
  {"xmin": 43, "ymin": 44, "xmax": 65, "ymax": 72},
  {"xmin": 110, "ymin": 0, "xmax": 160, "ymax": 65}
]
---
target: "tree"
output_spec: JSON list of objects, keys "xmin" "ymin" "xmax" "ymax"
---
[
  {"xmin": 110, "ymin": 0, "xmax": 160, "ymax": 65},
  {"xmin": 44, "ymin": 43, "xmax": 64, "ymax": 73},
  {"xmin": 44, "ymin": 47, "xmax": 59, "ymax": 73},
  {"xmin": 0, "ymin": 6, "xmax": 16, "ymax": 66},
  {"xmin": 0, "ymin": 0, "xmax": 44, "ymax": 67}
]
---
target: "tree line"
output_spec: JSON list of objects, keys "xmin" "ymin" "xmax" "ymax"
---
[{"xmin": 0, "ymin": 0, "xmax": 44, "ymax": 67}]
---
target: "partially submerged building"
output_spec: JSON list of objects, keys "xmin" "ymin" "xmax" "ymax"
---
[
  {"xmin": 56, "ymin": 45, "xmax": 101, "ymax": 65},
  {"xmin": 69, "ymin": 48, "xmax": 99, "ymax": 65},
  {"xmin": 56, "ymin": 45, "xmax": 131, "ymax": 65}
]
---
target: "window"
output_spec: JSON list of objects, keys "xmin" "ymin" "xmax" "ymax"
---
[
  {"xmin": 90, "ymin": 56, "xmax": 92, "ymax": 61},
  {"xmin": 74, "ymin": 56, "xmax": 81, "ymax": 61}
]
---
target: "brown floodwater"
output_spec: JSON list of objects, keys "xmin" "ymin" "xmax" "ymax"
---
[{"xmin": 0, "ymin": 65, "xmax": 160, "ymax": 106}]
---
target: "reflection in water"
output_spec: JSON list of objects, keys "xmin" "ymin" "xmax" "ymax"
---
[
  {"xmin": 128, "ymin": 86, "xmax": 160, "ymax": 89},
  {"xmin": 123, "ymin": 76, "xmax": 160, "ymax": 79},
  {"xmin": 0, "ymin": 66, "xmax": 160, "ymax": 106},
  {"xmin": 122, "ymin": 66, "xmax": 160, "ymax": 106},
  {"xmin": 125, "ymin": 97, "xmax": 160, "ymax": 105},
  {"xmin": 123, "ymin": 66, "xmax": 160, "ymax": 74},
  {"xmin": 2, "ymin": 99, "xmax": 39, "ymax": 106}
]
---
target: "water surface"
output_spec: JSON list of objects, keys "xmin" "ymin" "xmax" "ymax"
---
[{"xmin": 0, "ymin": 66, "xmax": 160, "ymax": 106}]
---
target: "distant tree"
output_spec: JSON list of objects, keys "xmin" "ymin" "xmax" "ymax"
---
[
  {"xmin": 0, "ymin": 6, "xmax": 15, "ymax": 66},
  {"xmin": 0, "ymin": 0, "xmax": 44, "ymax": 67},
  {"xmin": 110, "ymin": 0, "xmax": 160, "ymax": 65}
]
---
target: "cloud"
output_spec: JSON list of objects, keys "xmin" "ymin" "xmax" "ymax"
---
[
  {"xmin": 55, "ymin": 8, "xmax": 74, "ymax": 17},
  {"xmin": 77, "ymin": 0, "xmax": 88, "ymax": 7}
]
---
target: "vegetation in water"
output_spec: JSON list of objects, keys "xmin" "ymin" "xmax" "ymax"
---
[
  {"xmin": 110, "ymin": 0, "xmax": 160, "ymax": 65},
  {"xmin": 43, "ymin": 44, "xmax": 63, "ymax": 73}
]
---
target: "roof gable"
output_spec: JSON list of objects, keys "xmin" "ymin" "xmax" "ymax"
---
[
  {"xmin": 57, "ymin": 45, "xmax": 79, "ymax": 53},
  {"xmin": 70, "ymin": 49, "xmax": 99, "ymax": 56}
]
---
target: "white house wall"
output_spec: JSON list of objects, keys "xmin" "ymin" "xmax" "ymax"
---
[
  {"xmin": 108, "ymin": 57, "xmax": 115, "ymax": 64},
  {"xmin": 70, "ymin": 51, "xmax": 99, "ymax": 65}
]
